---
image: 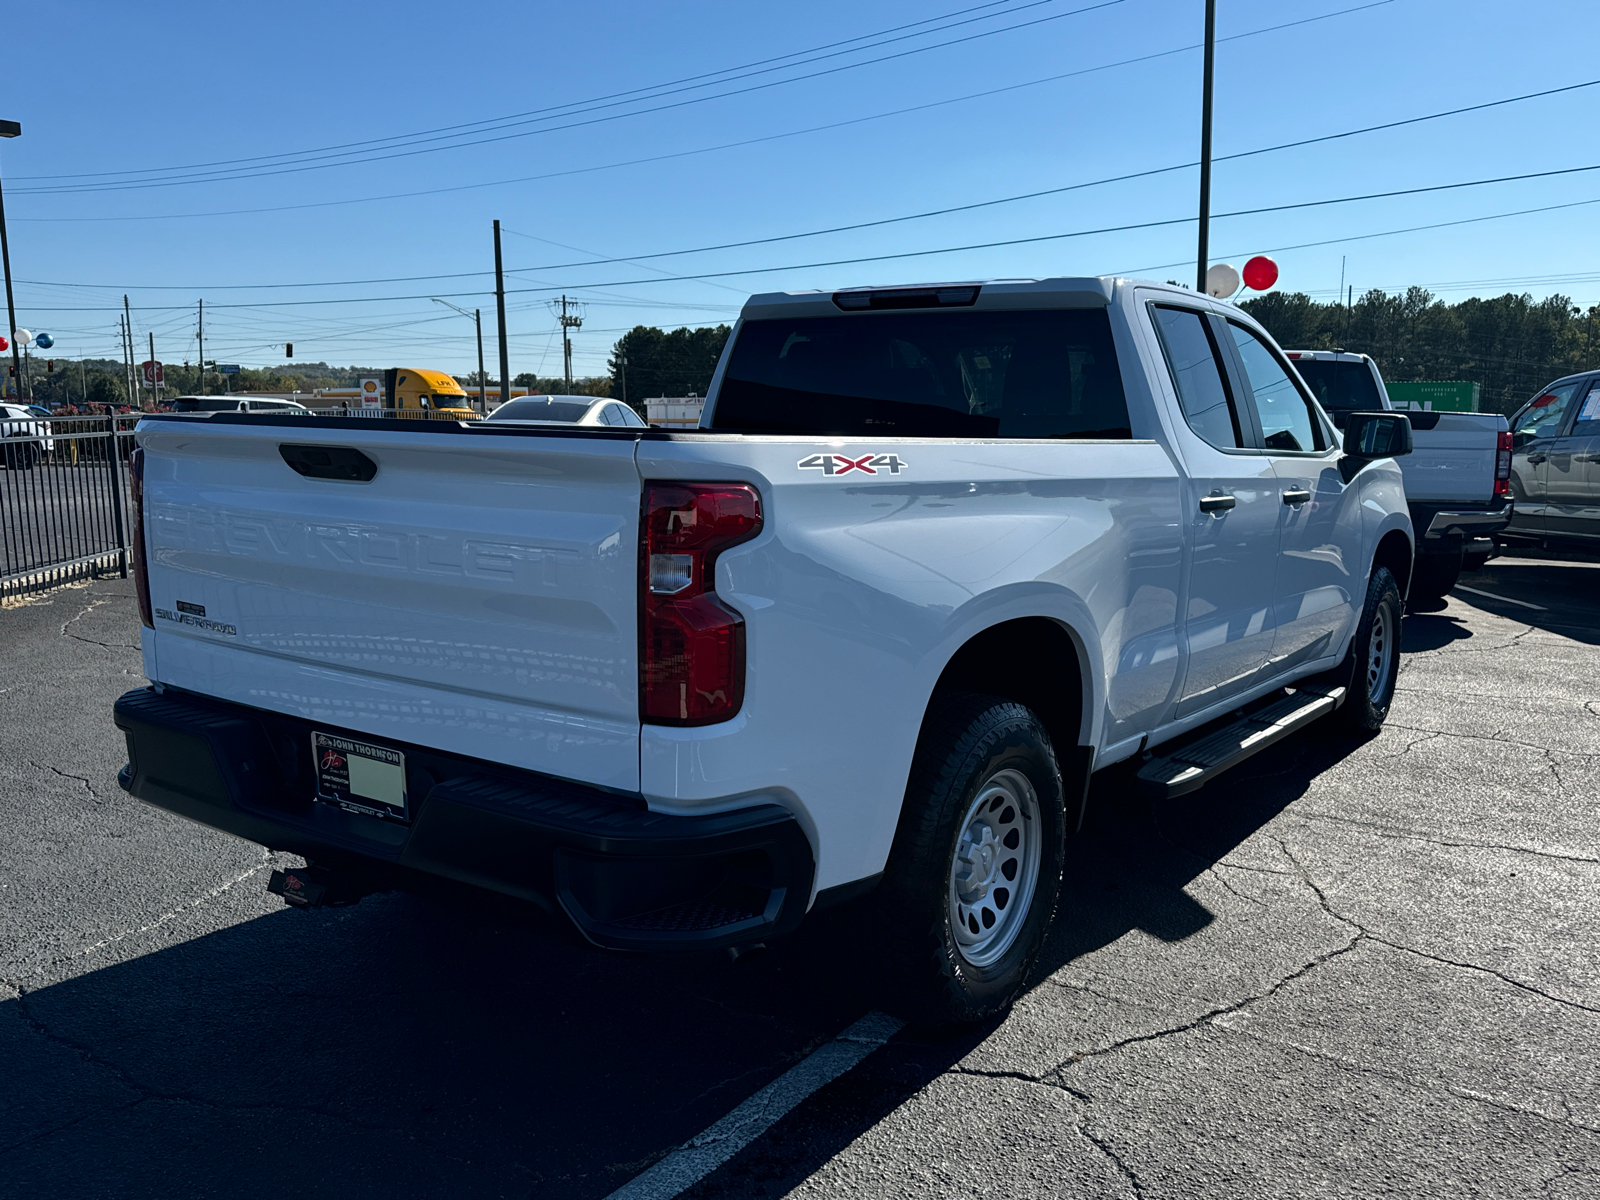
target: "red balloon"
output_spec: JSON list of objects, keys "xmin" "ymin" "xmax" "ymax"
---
[
  {"xmin": 1242, "ymin": 255, "xmax": 1278, "ymax": 291},
  {"xmin": 0, "ymin": 336, "xmax": 8, "ymax": 352}
]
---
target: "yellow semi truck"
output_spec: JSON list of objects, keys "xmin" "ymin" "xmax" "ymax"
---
[{"xmin": 313, "ymin": 369, "xmax": 481, "ymax": 418}]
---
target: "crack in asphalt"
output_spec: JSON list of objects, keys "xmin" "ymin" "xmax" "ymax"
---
[
  {"xmin": 1288, "ymin": 811, "xmax": 1600, "ymax": 867},
  {"xmin": 1215, "ymin": 1019, "xmax": 1599, "ymax": 1135},
  {"xmin": 3, "ymin": 985, "xmax": 412, "ymax": 1148},
  {"xmin": 25, "ymin": 758, "xmax": 106, "ymax": 802},
  {"xmin": 1204, "ymin": 864, "xmax": 1268, "ymax": 909},
  {"xmin": 1406, "ymin": 623, "xmax": 1537, "ymax": 660},
  {"xmin": 1370, "ymin": 937, "xmax": 1600, "ymax": 1016},
  {"xmin": 1383, "ymin": 722, "xmax": 1600, "ymax": 760},
  {"xmin": 46, "ymin": 858, "xmax": 280, "ymax": 976},
  {"xmin": 1277, "ymin": 837, "xmax": 1600, "ymax": 1014},
  {"xmin": 1078, "ymin": 1125, "xmax": 1147, "ymax": 1198},
  {"xmin": 58, "ymin": 594, "xmax": 139, "ymax": 653}
]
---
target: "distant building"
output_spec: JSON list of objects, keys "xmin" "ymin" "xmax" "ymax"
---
[{"xmin": 645, "ymin": 396, "xmax": 705, "ymax": 429}]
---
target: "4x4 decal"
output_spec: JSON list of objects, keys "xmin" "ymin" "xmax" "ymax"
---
[{"xmin": 798, "ymin": 453, "xmax": 907, "ymax": 477}]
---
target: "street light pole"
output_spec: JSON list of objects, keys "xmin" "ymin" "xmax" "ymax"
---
[
  {"xmin": 431, "ymin": 297, "xmax": 488, "ymax": 415},
  {"xmin": 0, "ymin": 118, "xmax": 23, "ymax": 401},
  {"xmin": 1195, "ymin": 0, "xmax": 1216, "ymax": 293}
]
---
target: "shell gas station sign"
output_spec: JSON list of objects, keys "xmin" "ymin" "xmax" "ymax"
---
[{"xmin": 359, "ymin": 378, "xmax": 381, "ymax": 409}]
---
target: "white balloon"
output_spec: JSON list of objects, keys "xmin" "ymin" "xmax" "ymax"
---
[
  {"xmin": 1204, "ymin": 263, "xmax": 1240, "ymax": 299},
  {"xmin": 13, "ymin": 328, "xmax": 31, "ymax": 346}
]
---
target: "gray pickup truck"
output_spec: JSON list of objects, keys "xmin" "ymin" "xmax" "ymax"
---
[{"xmin": 1286, "ymin": 350, "xmax": 1512, "ymax": 602}]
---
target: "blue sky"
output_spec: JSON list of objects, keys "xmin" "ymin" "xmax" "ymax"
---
[{"xmin": 4, "ymin": 0, "xmax": 1596, "ymax": 378}]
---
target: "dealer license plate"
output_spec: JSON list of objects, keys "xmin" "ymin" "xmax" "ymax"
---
[{"xmin": 311, "ymin": 732, "xmax": 408, "ymax": 821}]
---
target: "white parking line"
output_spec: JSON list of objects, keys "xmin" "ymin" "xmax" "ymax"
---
[
  {"xmin": 604, "ymin": 1010, "xmax": 905, "ymax": 1200},
  {"xmin": 1453, "ymin": 584, "xmax": 1548, "ymax": 611}
]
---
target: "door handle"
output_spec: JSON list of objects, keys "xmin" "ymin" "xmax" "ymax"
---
[
  {"xmin": 1526, "ymin": 453, "xmax": 1548, "ymax": 464},
  {"xmin": 1199, "ymin": 493, "xmax": 1237, "ymax": 514},
  {"xmin": 1281, "ymin": 488, "xmax": 1311, "ymax": 506}
]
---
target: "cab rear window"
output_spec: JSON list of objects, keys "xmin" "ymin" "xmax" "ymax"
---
[
  {"xmin": 1293, "ymin": 360, "xmax": 1382, "ymax": 412},
  {"xmin": 712, "ymin": 309, "xmax": 1130, "ymax": 438}
]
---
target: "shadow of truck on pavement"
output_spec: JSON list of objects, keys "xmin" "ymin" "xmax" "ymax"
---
[{"xmin": 3, "ymin": 704, "xmax": 1373, "ymax": 1200}]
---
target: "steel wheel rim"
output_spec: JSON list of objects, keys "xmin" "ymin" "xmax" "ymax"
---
[
  {"xmin": 948, "ymin": 768, "xmax": 1042, "ymax": 968},
  {"xmin": 1366, "ymin": 605, "xmax": 1393, "ymax": 700}
]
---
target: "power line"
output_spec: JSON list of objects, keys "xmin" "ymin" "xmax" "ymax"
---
[
  {"xmin": 14, "ymin": 0, "xmax": 1031, "ymax": 185},
  {"xmin": 24, "ymin": 69, "xmax": 1590, "ymax": 298},
  {"xmin": 7, "ymin": 1, "xmax": 1394, "ymax": 224},
  {"xmin": 19, "ymin": 163, "xmax": 1600, "ymax": 315},
  {"xmin": 13, "ymin": 0, "xmax": 1130, "ymax": 196}
]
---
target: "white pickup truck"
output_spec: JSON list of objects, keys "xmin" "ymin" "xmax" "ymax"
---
[
  {"xmin": 114, "ymin": 278, "xmax": 1415, "ymax": 1024},
  {"xmin": 1285, "ymin": 350, "xmax": 1512, "ymax": 602}
]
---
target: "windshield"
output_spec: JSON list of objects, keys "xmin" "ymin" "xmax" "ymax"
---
[
  {"xmin": 430, "ymin": 394, "xmax": 472, "ymax": 409},
  {"xmin": 1292, "ymin": 359, "xmax": 1383, "ymax": 412},
  {"xmin": 712, "ymin": 309, "xmax": 1130, "ymax": 438},
  {"xmin": 489, "ymin": 398, "xmax": 592, "ymax": 422}
]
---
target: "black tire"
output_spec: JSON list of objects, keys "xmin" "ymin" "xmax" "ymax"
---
[
  {"xmin": 1408, "ymin": 552, "xmax": 1461, "ymax": 603},
  {"xmin": 1335, "ymin": 566, "xmax": 1403, "ymax": 734},
  {"xmin": 874, "ymin": 692, "xmax": 1069, "ymax": 1027}
]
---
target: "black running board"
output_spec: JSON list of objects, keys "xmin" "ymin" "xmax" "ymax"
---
[{"xmin": 1136, "ymin": 686, "xmax": 1346, "ymax": 798}]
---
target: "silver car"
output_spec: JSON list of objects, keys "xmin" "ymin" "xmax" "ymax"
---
[{"xmin": 485, "ymin": 395, "xmax": 646, "ymax": 427}]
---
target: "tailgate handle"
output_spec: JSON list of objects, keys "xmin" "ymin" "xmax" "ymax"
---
[{"xmin": 279, "ymin": 444, "xmax": 377, "ymax": 482}]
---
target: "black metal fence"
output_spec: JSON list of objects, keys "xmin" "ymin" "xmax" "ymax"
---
[{"xmin": 1, "ymin": 415, "xmax": 137, "ymax": 598}]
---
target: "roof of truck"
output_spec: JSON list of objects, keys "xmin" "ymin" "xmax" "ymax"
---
[{"xmin": 737, "ymin": 276, "xmax": 1250, "ymax": 320}]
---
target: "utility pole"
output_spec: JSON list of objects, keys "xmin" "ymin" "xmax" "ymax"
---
[
  {"xmin": 0, "ymin": 118, "xmax": 21, "ymax": 402},
  {"xmin": 123, "ymin": 296, "xmax": 136, "ymax": 404},
  {"xmin": 196, "ymin": 298, "xmax": 204, "ymax": 395},
  {"xmin": 493, "ymin": 219, "xmax": 510, "ymax": 408},
  {"xmin": 557, "ymin": 294, "xmax": 583, "ymax": 392},
  {"xmin": 1195, "ymin": 0, "xmax": 1216, "ymax": 293},
  {"xmin": 149, "ymin": 331, "xmax": 158, "ymax": 407},
  {"xmin": 474, "ymin": 308, "xmax": 486, "ymax": 413},
  {"xmin": 80, "ymin": 357, "xmax": 86, "ymax": 404}
]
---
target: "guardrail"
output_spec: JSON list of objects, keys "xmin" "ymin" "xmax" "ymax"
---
[{"xmin": 1, "ymin": 415, "xmax": 137, "ymax": 598}]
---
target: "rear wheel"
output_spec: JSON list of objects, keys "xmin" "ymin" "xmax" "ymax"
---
[
  {"xmin": 875, "ymin": 693, "xmax": 1068, "ymax": 1027},
  {"xmin": 1408, "ymin": 551, "xmax": 1461, "ymax": 604},
  {"xmin": 1335, "ymin": 566, "xmax": 1403, "ymax": 734}
]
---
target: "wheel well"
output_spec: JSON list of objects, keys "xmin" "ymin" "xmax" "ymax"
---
[
  {"xmin": 929, "ymin": 618, "xmax": 1084, "ymax": 758},
  {"xmin": 1374, "ymin": 530, "xmax": 1412, "ymax": 595}
]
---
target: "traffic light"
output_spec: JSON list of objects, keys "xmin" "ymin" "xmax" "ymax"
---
[
  {"xmin": 285, "ymin": 343, "xmax": 293, "ymax": 358},
  {"xmin": 46, "ymin": 360, "xmax": 54, "ymax": 374}
]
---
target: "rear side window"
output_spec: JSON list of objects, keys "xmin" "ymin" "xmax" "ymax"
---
[
  {"xmin": 1150, "ymin": 306, "xmax": 1242, "ymax": 449},
  {"xmin": 1228, "ymin": 323, "xmax": 1325, "ymax": 453},
  {"xmin": 712, "ymin": 308, "xmax": 1130, "ymax": 438},
  {"xmin": 1572, "ymin": 379, "xmax": 1600, "ymax": 436}
]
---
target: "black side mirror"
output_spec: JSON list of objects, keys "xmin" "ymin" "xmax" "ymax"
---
[{"xmin": 1340, "ymin": 411, "xmax": 1412, "ymax": 482}]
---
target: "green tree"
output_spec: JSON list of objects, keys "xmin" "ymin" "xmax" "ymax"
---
[
  {"xmin": 1240, "ymin": 289, "xmax": 1597, "ymax": 415},
  {"xmin": 608, "ymin": 325, "xmax": 731, "ymax": 411}
]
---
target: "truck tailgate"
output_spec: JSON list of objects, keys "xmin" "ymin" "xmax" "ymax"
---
[
  {"xmin": 139, "ymin": 420, "xmax": 642, "ymax": 792},
  {"xmin": 1399, "ymin": 412, "xmax": 1500, "ymax": 503}
]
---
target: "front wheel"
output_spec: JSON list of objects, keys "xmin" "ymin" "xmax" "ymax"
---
[
  {"xmin": 1335, "ymin": 566, "xmax": 1403, "ymax": 734},
  {"xmin": 875, "ymin": 693, "xmax": 1069, "ymax": 1027}
]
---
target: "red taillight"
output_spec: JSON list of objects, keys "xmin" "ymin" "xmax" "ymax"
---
[
  {"xmin": 130, "ymin": 446, "xmax": 153, "ymax": 629},
  {"xmin": 640, "ymin": 482, "xmax": 762, "ymax": 725},
  {"xmin": 1495, "ymin": 430, "xmax": 1512, "ymax": 498}
]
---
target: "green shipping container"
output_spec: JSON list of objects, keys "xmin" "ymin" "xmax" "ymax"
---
[{"xmin": 1385, "ymin": 380, "xmax": 1480, "ymax": 413}]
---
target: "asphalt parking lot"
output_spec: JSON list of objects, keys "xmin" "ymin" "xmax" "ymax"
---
[{"xmin": 3, "ymin": 554, "xmax": 1597, "ymax": 1199}]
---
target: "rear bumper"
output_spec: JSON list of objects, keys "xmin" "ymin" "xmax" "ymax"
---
[
  {"xmin": 1410, "ymin": 498, "xmax": 1513, "ymax": 551},
  {"xmin": 113, "ymin": 686, "xmax": 814, "ymax": 951}
]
